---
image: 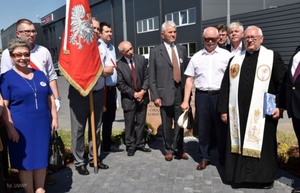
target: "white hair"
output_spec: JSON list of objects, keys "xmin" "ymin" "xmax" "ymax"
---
[
  {"xmin": 245, "ymin": 25, "xmax": 263, "ymax": 36},
  {"xmin": 161, "ymin": 21, "xmax": 176, "ymax": 32},
  {"xmin": 228, "ymin": 21, "xmax": 244, "ymax": 32}
]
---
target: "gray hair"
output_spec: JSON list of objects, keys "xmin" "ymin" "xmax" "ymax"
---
[
  {"xmin": 7, "ymin": 38, "xmax": 30, "ymax": 55},
  {"xmin": 228, "ymin": 21, "xmax": 244, "ymax": 32},
  {"xmin": 245, "ymin": 25, "xmax": 263, "ymax": 36},
  {"xmin": 161, "ymin": 21, "xmax": 176, "ymax": 32}
]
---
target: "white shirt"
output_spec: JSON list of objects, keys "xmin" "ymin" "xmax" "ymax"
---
[
  {"xmin": 163, "ymin": 42, "xmax": 180, "ymax": 69},
  {"xmin": 291, "ymin": 51, "xmax": 300, "ymax": 76},
  {"xmin": 230, "ymin": 41, "xmax": 243, "ymax": 56},
  {"xmin": 93, "ymin": 40, "xmax": 114, "ymax": 90},
  {"xmin": 184, "ymin": 46, "xmax": 231, "ymax": 91},
  {"xmin": 1, "ymin": 44, "xmax": 57, "ymax": 81},
  {"xmin": 124, "ymin": 57, "xmax": 135, "ymax": 69}
]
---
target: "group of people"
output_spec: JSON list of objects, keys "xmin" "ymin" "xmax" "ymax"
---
[
  {"xmin": 0, "ymin": 19, "xmax": 59, "ymax": 193},
  {"xmin": 0, "ymin": 16, "xmax": 299, "ymax": 192}
]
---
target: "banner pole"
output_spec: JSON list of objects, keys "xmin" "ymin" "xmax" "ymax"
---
[{"xmin": 89, "ymin": 91, "xmax": 98, "ymax": 174}]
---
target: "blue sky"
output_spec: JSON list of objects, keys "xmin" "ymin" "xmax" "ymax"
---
[{"xmin": 0, "ymin": 0, "xmax": 66, "ymax": 48}]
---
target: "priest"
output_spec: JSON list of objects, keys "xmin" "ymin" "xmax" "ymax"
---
[{"xmin": 218, "ymin": 25, "xmax": 286, "ymax": 189}]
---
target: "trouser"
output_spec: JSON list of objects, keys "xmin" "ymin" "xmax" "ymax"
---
[
  {"xmin": 196, "ymin": 90, "xmax": 227, "ymax": 163},
  {"xmin": 160, "ymin": 82, "xmax": 183, "ymax": 154},
  {"xmin": 0, "ymin": 153, "xmax": 4, "ymax": 193},
  {"xmin": 0, "ymin": 126, "xmax": 8, "ymax": 178},
  {"xmin": 69, "ymin": 86, "xmax": 104, "ymax": 167},
  {"xmin": 124, "ymin": 102, "xmax": 147, "ymax": 150},
  {"xmin": 292, "ymin": 116, "xmax": 300, "ymax": 153},
  {"xmin": 102, "ymin": 86, "xmax": 117, "ymax": 151}
]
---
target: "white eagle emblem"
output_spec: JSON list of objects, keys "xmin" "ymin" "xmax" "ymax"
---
[{"xmin": 69, "ymin": 5, "xmax": 94, "ymax": 50}]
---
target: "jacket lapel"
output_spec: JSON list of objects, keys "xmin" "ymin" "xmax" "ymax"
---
[
  {"xmin": 160, "ymin": 44, "xmax": 172, "ymax": 67},
  {"xmin": 289, "ymin": 48, "xmax": 300, "ymax": 83}
]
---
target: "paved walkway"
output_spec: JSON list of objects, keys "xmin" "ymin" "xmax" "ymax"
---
[
  {"xmin": 18, "ymin": 76, "xmax": 298, "ymax": 193},
  {"xmin": 16, "ymin": 137, "xmax": 299, "ymax": 193}
]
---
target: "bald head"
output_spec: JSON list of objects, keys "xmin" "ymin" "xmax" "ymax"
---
[
  {"xmin": 118, "ymin": 41, "xmax": 134, "ymax": 59},
  {"xmin": 202, "ymin": 27, "xmax": 219, "ymax": 53}
]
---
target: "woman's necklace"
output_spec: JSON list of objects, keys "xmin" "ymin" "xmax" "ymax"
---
[
  {"xmin": 14, "ymin": 67, "xmax": 38, "ymax": 109},
  {"xmin": 22, "ymin": 77, "xmax": 38, "ymax": 109}
]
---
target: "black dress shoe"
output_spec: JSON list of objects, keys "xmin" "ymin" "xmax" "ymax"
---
[
  {"xmin": 261, "ymin": 182, "xmax": 274, "ymax": 189},
  {"xmin": 89, "ymin": 161, "xmax": 109, "ymax": 169},
  {"xmin": 127, "ymin": 149, "xmax": 136, "ymax": 156},
  {"xmin": 76, "ymin": 165, "xmax": 90, "ymax": 175},
  {"xmin": 136, "ymin": 147, "xmax": 151, "ymax": 152}
]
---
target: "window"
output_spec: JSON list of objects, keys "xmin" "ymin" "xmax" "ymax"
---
[
  {"xmin": 138, "ymin": 46, "xmax": 155, "ymax": 55},
  {"xmin": 180, "ymin": 42, "xmax": 196, "ymax": 58},
  {"xmin": 44, "ymin": 29, "xmax": 48, "ymax": 41},
  {"xmin": 49, "ymin": 28, "xmax": 52, "ymax": 39},
  {"xmin": 137, "ymin": 16, "xmax": 159, "ymax": 33},
  {"xmin": 52, "ymin": 26, "xmax": 56, "ymax": 38},
  {"xmin": 165, "ymin": 7, "xmax": 196, "ymax": 27}
]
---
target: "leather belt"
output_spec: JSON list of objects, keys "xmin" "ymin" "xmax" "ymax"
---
[{"xmin": 198, "ymin": 90, "xmax": 219, "ymax": 95}]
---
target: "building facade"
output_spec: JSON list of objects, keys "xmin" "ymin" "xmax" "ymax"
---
[{"xmin": 1, "ymin": 0, "xmax": 300, "ymax": 64}]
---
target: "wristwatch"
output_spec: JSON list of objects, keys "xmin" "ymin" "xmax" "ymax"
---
[{"xmin": 55, "ymin": 97, "xmax": 61, "ymax": 100}]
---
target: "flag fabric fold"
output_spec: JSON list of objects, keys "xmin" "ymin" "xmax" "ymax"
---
[{"xmin": 59, "ymin": 0, "xmax": 102, "ymax": 97}]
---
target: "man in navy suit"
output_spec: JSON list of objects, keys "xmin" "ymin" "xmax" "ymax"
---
[
  {"xmin": 280, "ymin": 46, "xmax": 300, "ymax": 193},
  {"xmin": 117, "ymin": 41, "xmax": 151, "ymax": 156},
  {"xmin": 280, "ymin": 46, "xmax": 300, "ymax": 147},
  {"xmin": 149, "ymin": 21, "xmax": 189, "ymax": 161}
]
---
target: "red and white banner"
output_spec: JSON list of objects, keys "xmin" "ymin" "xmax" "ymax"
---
[{"xmin": 59, "ymin": 0, "xmax": 102, "ymax": 96}]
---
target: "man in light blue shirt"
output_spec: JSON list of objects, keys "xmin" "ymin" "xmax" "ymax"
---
[{"xmin": 99, "ymin": 22, "xmax": 124, "ymax": 153}]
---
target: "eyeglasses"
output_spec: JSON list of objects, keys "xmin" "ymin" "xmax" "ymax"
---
[
  {"xmin": 204, "ymin": 38, "xmax": 218, "ymax": 42},
  {"xmin": 244, "ymin": 36, "xmax": 261, "ymax": 41},
  {"xmin": 17, "ymin": 30, "xmax": 37, "ymax": 35},
  {"xmin": 11, "ymin": 52, "xmax": 30, "ymax": 58}
]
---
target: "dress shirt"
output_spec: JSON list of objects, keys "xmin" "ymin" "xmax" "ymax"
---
[
  {"xmin": 125, "ymin": 57, "xmax": 135, "ymax": 69},
  {"xmin": 94, "ymin": 40, "xmax": 113, "ymax": 91},
  {"xmin": 184, "ymin": 46, "xmax": 231, "ymax": 91},
  {"xmin": 291, "ymin": 51, "xmax": 300, "ymax": 76},
  {"xmin": 163, "ymin": 42, "xmax": 180, "ymax": 69},
  {"xmin": 230, "ymin": 41, "xmax": 243, "ymax": 56},
  {"xmin": 98, "ymin": 39, "xmax": 117, "ymax": 87}
]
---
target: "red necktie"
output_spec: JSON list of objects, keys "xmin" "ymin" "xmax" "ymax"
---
[
  {"xmin": 293, "ymin": 62, "xmax": 300, "ymax": 82},
  {"xmin": 171, "ymin": 45, "xmax": 181, "ymax": 83},
  {"xmin": 130, "ymin": 59, "xmax": 138, "ymax": 91}
]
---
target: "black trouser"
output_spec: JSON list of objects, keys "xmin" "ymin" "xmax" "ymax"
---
[
  {"xmin": 0, "ymin": 153, "xmax": 4, "ymax": 193},
  {"xmin": 292, "ymin": 116, "xmax": 300, "ymax": 154},
  {"xmin": 0, "ymin": 125, "xmax": 8, "ymax": 178},
  {"xmin": 102, "ymin": 86, "xmax": 117, "ymax": 151}
]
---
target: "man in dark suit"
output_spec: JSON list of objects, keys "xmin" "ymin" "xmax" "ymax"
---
[
  {"xmin": 280, "ymin": 45, "xmax": 300, "ymax": 193},
  {"xmin": 117, "ymin": 41, "xmax": 151, "ymax": 156},
  {"xmin": 280, "ymin": 45, "xmax": 300, "ymax": 149},
  {"xmin": 149, "ymin": 21, "xmax": 189, "ymax": 161}
]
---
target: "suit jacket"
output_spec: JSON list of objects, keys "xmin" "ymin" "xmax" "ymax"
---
[
  {"xmin": 148, "ymin": 43, "xmax": 188, "ymax": 106},
  {"xmin": 117, "ymin": 54, "xmax": 149, "ymax": 111},
  {"xmin": 279, "ymin": 46, "xmax": 300, "ymax": 119}
]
